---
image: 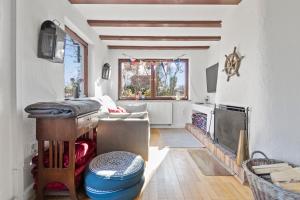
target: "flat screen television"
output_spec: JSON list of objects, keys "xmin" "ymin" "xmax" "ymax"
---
[{"xmin": 206, "ymin": 63, "xmax": 219, "ymax": 93}]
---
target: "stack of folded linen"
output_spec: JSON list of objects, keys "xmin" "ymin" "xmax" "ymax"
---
[{"xmin": 25, "ymin": 98, "xmax": 101, "ymax": 118}]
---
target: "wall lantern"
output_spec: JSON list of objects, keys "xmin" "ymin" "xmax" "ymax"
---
[
  {"xmin": 37, "ymin": 20, "xmax": 66, "ymax": 63},
  {"xmin": 102, "ymin": 63, "xmax": 111, "ymax": 80}
]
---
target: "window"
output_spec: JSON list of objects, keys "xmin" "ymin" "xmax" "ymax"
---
[
  {"xmin": 119, "ymin": 59, "xmax": 188, "ymax": 100},
  {"xmin": 64, "ymin": 27, "xmax": 88, "ymax": 98}
]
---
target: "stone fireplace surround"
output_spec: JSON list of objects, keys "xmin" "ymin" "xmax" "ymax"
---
[{"xmin": 185, "ymin": 124, "xmax": 247, "ymax": 184}]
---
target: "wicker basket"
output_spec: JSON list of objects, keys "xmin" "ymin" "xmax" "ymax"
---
[{"xmin": 243, "ymin": 151, "xmax": 300, "ymax": 200}]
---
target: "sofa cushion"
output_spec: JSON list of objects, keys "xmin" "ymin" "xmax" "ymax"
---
[
  {"xmin": 33, "ymin": 152, "xmax": 95, "ymax": 191},
  {"xmin": 108, "ymin": 106, "xmax": 127, "ymax": 113},
  {"xmin": 98, "ymin": 95, "xmax": 118, "ymax": 110},
  {"xmin": 121, "ymin": 103, "xmax": 147, "ymax": 113},
  {"xmin": 32, "ymin": 139, "xmax": 96, "ymax": 168},
  {"xmin": 108, "ymin": 113, "xmax": 131, "ymax": 118},
  {"xmin": 33, "ymin": 172, "xmax": 82, "ymax": 191},
  {"xmin": 128, "ymin": 112, "xmax": 147, "ymax": 119}
]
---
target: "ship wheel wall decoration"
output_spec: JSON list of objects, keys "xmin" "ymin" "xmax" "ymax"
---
[{"xmin": 223, "ymin": 47, "xmax": 244, "ymax": 81}]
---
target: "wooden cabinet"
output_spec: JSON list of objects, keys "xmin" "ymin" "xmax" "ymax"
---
[{"xmin": 35, "ymin": 112, "xmax": 98, "ymax": 200}]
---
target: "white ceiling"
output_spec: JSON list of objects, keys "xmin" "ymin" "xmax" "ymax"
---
[{"xmin": 73, "ymin": 4, "xmax": 237, "ymax": 48}]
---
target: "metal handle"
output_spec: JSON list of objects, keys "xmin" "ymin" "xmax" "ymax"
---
[{"xmin": 251, "ymin": 151, "xmax": 269, "ymax": 160}]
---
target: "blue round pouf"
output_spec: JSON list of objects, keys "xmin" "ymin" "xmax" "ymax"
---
[
  {"xmin": 84, "ymin": 151, "xmax": 145, "ymax": 194},
  {"xmin": 85, "ymin": 176, "xmax": 145, "ymax": 200}
]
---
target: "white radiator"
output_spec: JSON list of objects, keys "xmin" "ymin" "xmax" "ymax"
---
[{"xmin": 147, "ymin": 102, "xmax": 173, "ymax": 125}]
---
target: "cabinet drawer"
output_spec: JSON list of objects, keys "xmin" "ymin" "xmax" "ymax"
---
[{"xmin": 77, "ymin": 113, "xmax": 98, "ymax": 131}]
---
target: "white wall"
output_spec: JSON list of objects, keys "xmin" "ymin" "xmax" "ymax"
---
[
  {"xmin": 88, "ymin": 43, "xmax": 109, "ymax": 97},
  {"xmin": 106, "ymin": 49, "xmax": 208, "ymax": 127},
  {"xmin": 13, "ymin": 0, "xmax": 108, "ymax": 198},
  {"xmin": 215, "ymin": 0, "xmax": 263, "ymax": 107},
  {"xmin": 251, "ymin": 0, "xmax": 300, "ymax": 165},
  {"xmin": 0, "ymin": 0, "xmax": 16, "ymax": 199},
  {"xmin": 206, "ymin": 0, "xmax": 300, "ymax": 165}
]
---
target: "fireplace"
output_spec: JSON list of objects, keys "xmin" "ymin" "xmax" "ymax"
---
[
  {"xmin": 214, "ymin": 105, "xmax": 248, "ymax": 155},
  {"xmin": 192, "ymin": 112, "xmax": 207, "ymax": 132}
]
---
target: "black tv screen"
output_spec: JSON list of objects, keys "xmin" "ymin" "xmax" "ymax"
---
[{"xmin": 206, "ymin": 63, "xmax": 219, "ymax": 93}]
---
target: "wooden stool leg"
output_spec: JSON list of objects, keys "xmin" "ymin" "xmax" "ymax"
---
[
  {"xmin": 69, "ymin": 188, "xmax": 78, "ymax": 200},
  {"xmin": 36, "ymin": 184, "xmax": 45, "ymax": 200},
  {"xmin": 66, "ymin": 182, "xmax": 78, "ymax": 200}
]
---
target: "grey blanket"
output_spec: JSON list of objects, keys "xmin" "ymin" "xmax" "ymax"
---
[{"xmin": 24, "ymin": 99, "xmax": 101, "ymax": 118}]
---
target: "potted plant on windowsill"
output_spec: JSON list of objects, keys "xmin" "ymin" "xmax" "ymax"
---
[{"xmin": 70, "ymin": 77, "xmax": 83, "ymax": 98}]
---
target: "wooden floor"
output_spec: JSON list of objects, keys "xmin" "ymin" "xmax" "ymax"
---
[{"xmin": 45, "ymin": 129, "xmax": 252, "ymax": 200}]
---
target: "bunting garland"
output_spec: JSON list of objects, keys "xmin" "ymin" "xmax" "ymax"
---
[{"xmin": 121, "ymin": 53, "xmax": 186, "ymax": 68}]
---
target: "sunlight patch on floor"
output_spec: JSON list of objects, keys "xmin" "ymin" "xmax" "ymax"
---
[{"xmin": 141, "ymin": 146, "xmax": 170, "ymax": 194}]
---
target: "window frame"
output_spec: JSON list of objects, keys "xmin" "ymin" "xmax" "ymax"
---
[
  {"xmin": 118, "ymin": 58, "xmax": 189, "ymax": 100},
  {"xmin": 65, "ymin": 26, "xmax": 89, "ymax": 97}
]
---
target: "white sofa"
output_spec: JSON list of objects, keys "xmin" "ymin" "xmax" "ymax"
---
[{"xmin": 96, "ymin": 96, "xmax": 150, "ymax": 160}]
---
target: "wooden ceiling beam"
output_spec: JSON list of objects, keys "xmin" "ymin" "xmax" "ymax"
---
[
  {"xmin": 100, "ymin": 35, "xmax": 221, "ymax": 41},
  {"xmin": 70, "ymin": 0, "xmax": 241, "ymax": 5},
  {"xmin": 88, "ymin": 20, "xmax": 222, "ymax": 27},
  {"xmin": 107, "ymin": 45, "xmax": 210, "ymax": 50}
]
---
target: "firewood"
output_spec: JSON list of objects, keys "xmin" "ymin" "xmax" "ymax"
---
[
  {"xmin": 275, "ymin": 182, "xmax": 300, "ymax": 193},
  {"xmin": 236, "ymin": 130, "xmax": 248, "ymax": 167},
  {"xmin": 253, "ymin": 163, "xmax": 289, "ymax": 169},
  {"xmin": 253, "ymin": 163, "xmax": 292, "ymax": 175},
  {"xmin": 271, "ymin": 167, "xmax": 300, "ymax": 183}
]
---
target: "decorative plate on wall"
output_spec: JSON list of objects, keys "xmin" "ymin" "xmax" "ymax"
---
[{"xmin": 223, "ymin": 47, "xmax": 244, "ymax": 81}]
